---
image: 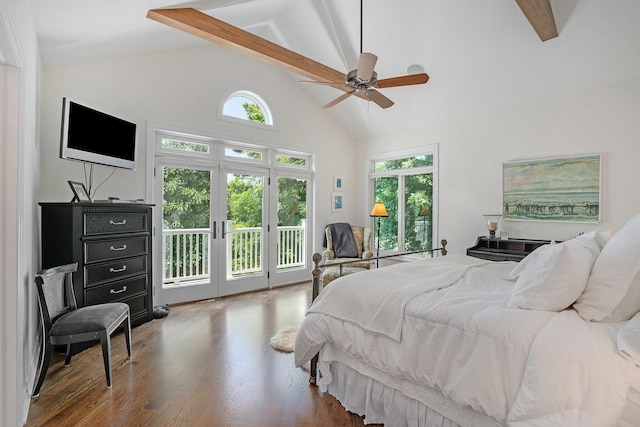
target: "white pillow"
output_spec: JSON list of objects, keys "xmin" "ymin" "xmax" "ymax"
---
[
  {"xmin": 507, "ymin": 234, "xmax": 600, "ymax": 312},
  {"xmin": 505, "ymin": 242, "xmax": 555, "ymax": 281},
  {"xmin": 574, "ymin": 214, "xmax": 640, "ymax": 322},
  {"xmin": 618, "ymin": 312, "xmax": 640, "ymax": 365},
  {"xmin": 579, "ymin": 230, "xmax": 612, "ymax": 251}
]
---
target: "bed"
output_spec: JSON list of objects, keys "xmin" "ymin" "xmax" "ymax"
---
[{"xmin": 295, "ymin": 217, "xmax": 640, "ymax": 426}]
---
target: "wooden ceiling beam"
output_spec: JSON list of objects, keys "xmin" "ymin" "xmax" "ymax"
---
[
  {"xmin": 515, "ymin": 0, "xmax": 558, "ymax": 41},
  {"xmin": 147, "ymin": 8, "xmax": 346, "ymax": 84}
]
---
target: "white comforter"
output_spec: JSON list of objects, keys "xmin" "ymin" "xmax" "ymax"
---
[{"xmin": 295, "ymin": 256, "xmax": 640, "ymax": 426}]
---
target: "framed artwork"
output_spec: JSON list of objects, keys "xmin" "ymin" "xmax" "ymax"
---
[
  {"xmin": 331, "ymin": 192, "xmax": 343, "ymax": 213},
  {"xmin": 333, "ymin": 176, "xmax": 343, "ymax": 191},
  {"xmin": 68, "ymin": 180, "xmax": 92, "ymax": 203},
  {"xmin": 503, "ymin": 154, "xmax": 601, "ymax": 223}
]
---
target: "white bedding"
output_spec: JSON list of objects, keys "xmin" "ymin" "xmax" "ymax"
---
[{"xmin": 295, "ymin": 256, "xmax": 640, "ymax": 426}]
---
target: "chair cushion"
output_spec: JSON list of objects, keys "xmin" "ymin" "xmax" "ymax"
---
[
  {"xmin": 325, "ymin": 258, "xmax": 371, "ymax": 269},
  {"xmin": 50, "ymin": 303, "xmax": 128, "ymax": 337},
  {"xmin": 321, "ymin": 266, "xmax": 369, "ymax": 288}
]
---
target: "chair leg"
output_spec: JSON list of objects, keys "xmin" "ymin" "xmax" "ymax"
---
[
  {"xmin": 64, "ymin": 343, "xmax": 74, "ymax": 366},
  {"xmin": 124, "ymin": 315, "xmax": 132, "ymax": 359},
  {"xmin": 32, "ymin": 342, "xmax": 54, "ymax": 397},
  {"xmin": 100, "ymin": 336, "xmax": 112, "ymax": 388}
]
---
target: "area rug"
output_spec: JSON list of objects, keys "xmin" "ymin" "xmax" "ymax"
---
[
  {"xmin": 271, "ymin": 326, "xmax": 309, "ymax": 371},
  {"xmin": 270, "ymin": 326, "xmax": 298, "ymax": 352}
]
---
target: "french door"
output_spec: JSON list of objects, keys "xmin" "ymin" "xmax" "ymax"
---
[
  {"xmin": 219, "ymin": 165, "xmax": 269, "ymax": 296},
  {"xmin": 155, "ymin": 161, "xmax": 219, "ymax": 304},
  {"xmin": 155, "ymin": 161, "xmax": 299, "ymax": 304}
]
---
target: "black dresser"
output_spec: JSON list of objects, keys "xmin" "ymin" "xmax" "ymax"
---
[
  {"xmin": 466, "ymin": 236, "xmax": 553, "ymax": 262},
  {"xmin": 39, "ymin": 202, "xmax": 154, "ymax": 326}
]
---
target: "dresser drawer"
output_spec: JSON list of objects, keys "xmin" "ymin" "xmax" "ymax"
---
[
  {"xmin": 84, "ymin": 236, "xmax": 147, "ymax": 263},
  {"xmin": 85, "ymin": 256, "xmax": 147, "ymax": 287},
  {"xmin": 84, "ymin": 212, "xmax": 147, "ymax": 235},
  {"xmin": 126, "ymin": 294, "xmax": 151, "ymax": 322},
  {"xmin": 85, "ymin": 275, "xmax": 148, "ymax": 305}
]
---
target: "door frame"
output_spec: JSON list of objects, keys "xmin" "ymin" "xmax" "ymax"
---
[{"xmin": 147, "ymin": 124, "xmax": 315, "ymax": 305}]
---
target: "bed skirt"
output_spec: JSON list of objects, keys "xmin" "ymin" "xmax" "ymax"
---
[
  {"xmin": 318, "ymin": 344, "xmax": 501, "ymax": 427},
  {"xmin": 318, "ymin": 346, "xmax": 640, "ymax": 427}
]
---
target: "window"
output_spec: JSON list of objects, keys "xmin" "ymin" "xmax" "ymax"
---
[
  {"xmin": 274, "ymin": 151, "xmax": 309, "ymax": 168},
  {"xmin": 369, "ymin": 146, "xmax": 438, "ymax": 252},
  {"xmin": 221, "ymin": 90, "xmax": 273, "ymax": 126},
  {"xmin": 162, "ymin": 138, "xmax": 210, "ymax": 154},
  {"xmin": 224, "ymin": 147, "xmax": 263, "ymax": 161}
]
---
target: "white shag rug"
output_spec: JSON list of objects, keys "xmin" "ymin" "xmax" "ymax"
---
[
  {"xmin": 270, "ymin": 326, "xmax": 309, "ymax": 371},
  {"xmin": 270, "ymin": 326, "xmax": 298, "ymax": 352}
]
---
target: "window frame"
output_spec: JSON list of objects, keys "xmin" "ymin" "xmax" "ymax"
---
[{"xmin": 368, "ymin": 144, "xmax": 439, "ymax": 253}]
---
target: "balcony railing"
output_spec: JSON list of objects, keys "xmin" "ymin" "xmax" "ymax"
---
[{"xmin": 163, "ymin": 220, "xmax": 306, "ymax": 285}]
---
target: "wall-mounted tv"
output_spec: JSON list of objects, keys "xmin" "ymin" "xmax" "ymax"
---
[{"xmin": 60, "ymin": 98, "xmax": 137, "ymax": 170}]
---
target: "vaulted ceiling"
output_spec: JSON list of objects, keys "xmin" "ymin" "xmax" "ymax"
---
[{"xmin": 31, "ymin": 0, "xmax": 640, "ymax": 139}]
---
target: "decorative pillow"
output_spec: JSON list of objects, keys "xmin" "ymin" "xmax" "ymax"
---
[
  {"xmin": 618, "ymin": 312, "xmax": 640, "ymax": 366},
  {"xmin": 505, "ymin": 242, "xmax": 555, "ymax": 281},
  {"xmin": 574, "ymin": 214, "xmax": 640, "ymax": 322},
  {"xmin": 507, "ymin": 235, "xmax": 600, "ymax": 312}
]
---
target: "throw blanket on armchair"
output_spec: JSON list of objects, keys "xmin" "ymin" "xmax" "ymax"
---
[{"xmin": 326, "ymin": 223, "xmax": 359, "ymax": 258}]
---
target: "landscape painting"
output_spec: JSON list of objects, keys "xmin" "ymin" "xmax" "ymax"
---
[{"xmin": 503, "ymin": 154, "xmax": 601, "ymax": 223}]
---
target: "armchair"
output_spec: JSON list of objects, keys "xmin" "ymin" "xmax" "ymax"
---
[
  {"xmin": 323, "ymin": 224, "xmax": 373, "ymax": 268},
  {"xmin": 322, "ymin": 224, "xmax": 373, "ymax": 288}
]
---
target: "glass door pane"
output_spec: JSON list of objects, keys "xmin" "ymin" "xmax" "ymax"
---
[
  {"xmin": 220, "ymin": 169, "xmax": 268, "ymax": 295},
  {"xmin": 156, "ymin": 164, "xmax": 218, "ymax": 305},
  {"xmin": 269, "ymin": 175, "xmax": 310, "ymax": 286},
  {"xmin": 276, "ymin": 176, "xmax": 307, "ymax": 271}
]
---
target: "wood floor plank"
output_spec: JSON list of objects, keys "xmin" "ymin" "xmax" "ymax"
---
[{"xmin": 26, "ymin": 283, "xmax": 381, "ymax": 426}]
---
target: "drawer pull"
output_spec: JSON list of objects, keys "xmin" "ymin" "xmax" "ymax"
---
[
  {"xmin": 110, "ymin": 286, "xmax": 127, "ymax": 295},
  {"xmin": 109, "ymin": 244, "xmax": 128, "ymax": 251},
  {"xmin": 109, "ymin": 219, "xmax": 127, "ymax": 225},
  {"xmin": 109, "ymin": 266, "xmax": 127, "ymax": 273}
]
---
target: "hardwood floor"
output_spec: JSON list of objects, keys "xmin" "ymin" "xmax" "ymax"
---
[{"xmin": 26, "ymin": 283, "xmax": 380, "ymax": 426}]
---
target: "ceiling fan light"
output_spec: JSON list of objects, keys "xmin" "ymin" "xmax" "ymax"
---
[{"xmin": 407, "ymin": 64, "xmax": 425, "ymax": 75}]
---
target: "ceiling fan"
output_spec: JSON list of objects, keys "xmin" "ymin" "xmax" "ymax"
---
[
  {"xmin": 302, "ymin": 0, "xmax": 429, "ymax": 109},
  {"xmin": 147, "ymin": 3, "xmax": 429, "ymax": 110}
]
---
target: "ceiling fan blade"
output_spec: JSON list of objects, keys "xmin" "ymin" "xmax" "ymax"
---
[
  {"xmin": 147, "ymin": 8, "xmax": 347, "ymax": 86},
  {"xmin": 356, "ymin": 52, "xmax": 378, "ymax": 82},
  {"xmin": 376, "ymin": 73, "xmax": 429, "ymax": 89},
  {"xmin": 323, "ymin": 90, "xmax": 356, "ymax": 108},
  {"xmin": 365, "ymin": 89, "xmax": 394, "ymax": 109},
  {"xmin": 300, "ymin": 81, "xmax": 349, "ymax": 89}
]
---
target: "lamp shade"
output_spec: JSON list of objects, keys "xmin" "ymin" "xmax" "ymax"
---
[{"xmin": 370, "ymin": 202, "xmax": 389, "ymax": 217}]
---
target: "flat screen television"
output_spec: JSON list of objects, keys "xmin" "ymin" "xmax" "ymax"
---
[{"xmin": 60, "ymin": 98, "xmax": 137, "ymax": 170}]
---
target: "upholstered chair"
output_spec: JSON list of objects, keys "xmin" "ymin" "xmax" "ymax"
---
[
  {"xmin": 321, "ymin": 225, "xmax": 373, "ymax": 288},
  {"xmin": 32, "ymin": 263, "xmax": 132, "ymax": 396}
]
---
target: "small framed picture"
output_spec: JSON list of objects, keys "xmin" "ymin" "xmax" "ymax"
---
[
  {"xmin": 68, "ymin": 181, "xmax": 92, "ymax": 203},
  {"xmin": 333, "ymin": 176, "xmax": 343, "ymax": 191},
  {"xmin": 331, "ymin": 192, "xmax": 343, "ymax": 213}
]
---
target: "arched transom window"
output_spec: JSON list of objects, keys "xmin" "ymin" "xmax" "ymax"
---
[{"xmin": 221, "ymin": 90, "xmax": 273, "ymax": 126}]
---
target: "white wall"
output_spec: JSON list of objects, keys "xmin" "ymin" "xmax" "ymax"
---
[
  {"xmin": 0, "ymin": 0, "xmax": 41, "ymax": 424},
  {"xmin": 40, "ymin": 44, "xmax": 357, "ymax": 254},
  {"xmin": 358, "ymin": 74, "xmax": 640, "ymax": 254}
]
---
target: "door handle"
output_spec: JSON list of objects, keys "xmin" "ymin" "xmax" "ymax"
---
[
  {"xmin": 213, "ymin": 221, "xmax": 217, "ymax": 239},
  {"xmin": 221, "ymin": 221, "xmax": 226, "ymax": 239}
]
